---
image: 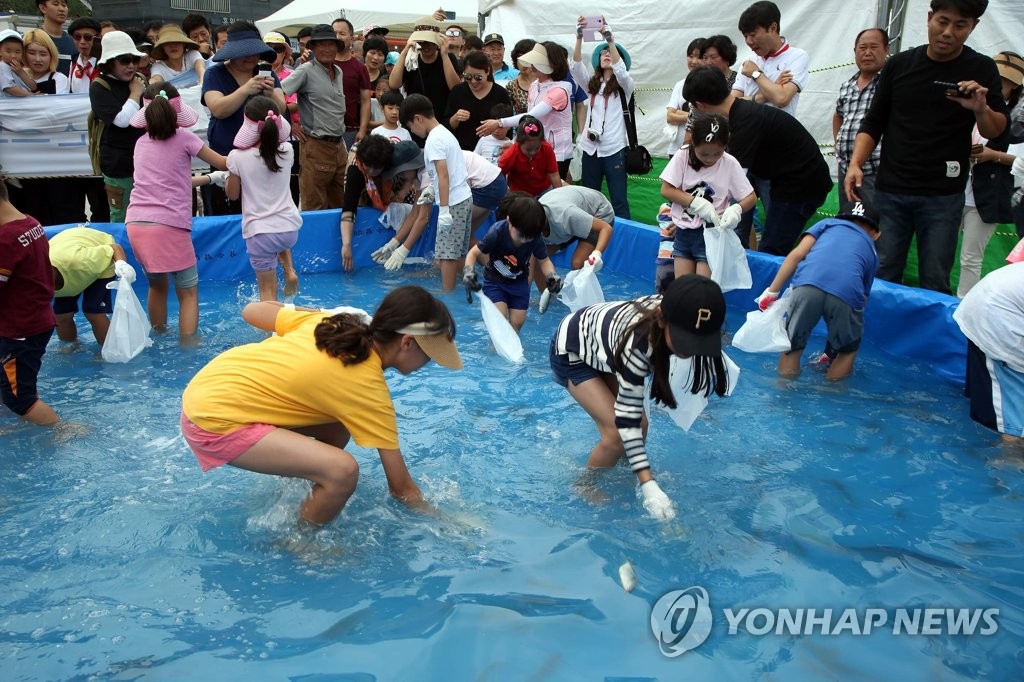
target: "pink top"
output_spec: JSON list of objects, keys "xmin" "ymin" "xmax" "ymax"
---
[
  {"xmin": 126, "ymin": 129, "xmax": 205, "ymax": 230},
  {"xmin": 226, "ymin": 145, "xmax": 302, "ymax": 239},
  {"xmin": 659, "ymin": 148, "xmax": 753, "ymax": 229}
]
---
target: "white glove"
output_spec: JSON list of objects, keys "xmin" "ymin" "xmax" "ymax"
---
[
  {"xmin": 404, "ymin": 43, "xmax": 421, "ymax": 72},
  {"xmin": 640, "ymin": 480, "xmax": 676, "ymax": 521},
  {"xmin": 1011, "ymin": 156, "xmax": 1024, "ymax": 178},
  {"xmin": 113, "ymin": 259, "xmax": 136, "ymax": 284},
  {"xmin": 207, "ymin": 170, "xmax": 229, "ymax": 187},
  {"xmin": 587, "ymin": 249, "xmax": 603, "ymax": 273},
  {"xmin": 687, "ymin": 196, "xmax": 719, "ymax": 226},
  {"xmin": 718, "ymin": 203, "xmax": 743, "ymax": 231},
  {"xmin": 437, "ymin": 206, "xmax": 453, "ymax": 231},
  {"xmin": 417, "ymin": 186, "xmax": 435, "ymax": 205},
  {"xmin": 371, "ymin": 238, "xmax": 401, "ymax": 264},
  {"xmin": 755, "ymin": 288, "xmax": 779, "ymax": 311},
  {"xmin": 384, "ymin": 245, "xmax": 410, "ymax": 271}
]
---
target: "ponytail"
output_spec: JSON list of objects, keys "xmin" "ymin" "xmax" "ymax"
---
[
  {"xmin": 145, "ymin": 95, "xmax": 177, "ymax": 140},
  {"xmin": 244, "ymin": 96, "xmax": 287, "ymax": 173}
]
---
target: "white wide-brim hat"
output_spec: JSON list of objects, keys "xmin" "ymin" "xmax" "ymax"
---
[{"xmin": 99, "ymin": 31, "xmax": 146, "ymax": 66}]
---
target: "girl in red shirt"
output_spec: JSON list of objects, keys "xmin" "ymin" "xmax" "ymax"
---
[{"xmin": 497, "ymin": 116, "xmax": 562, "ymax": 197}]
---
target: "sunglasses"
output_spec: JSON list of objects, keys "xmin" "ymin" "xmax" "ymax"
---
[
  {"xmin": 445, "ymin": 29, "xmax": 462, "ymax": 37},
  {"xmin": 462, "ymin": 72, "xmax": 486, "ymax": 82},
  {"xmin": 271, "ymin": 45, "xmax": 286, "ymax": 53},
  {"xmin": 72, "ymin": 33, "xmax": 96, "ymax": 42},
  {"xmin": 115, "ymin": 55, "xmax": 142, "ymax": 65}
]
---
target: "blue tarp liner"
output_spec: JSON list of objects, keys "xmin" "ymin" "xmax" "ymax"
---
[{"xmin": 46, "ymin": 209, "xmax": 968, "ymax": 383}]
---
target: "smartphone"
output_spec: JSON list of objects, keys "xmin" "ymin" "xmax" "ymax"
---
[
  {"xmin": 934, "ymin": 80, "xmax": 971, "ymax": 98},
  {"xmin": 582, "ymin": 15, "xmax": 604, "ymax": 41},
  {"xmin": 444, "ymin": 10, "xmax": 456, "ymax": 19}
]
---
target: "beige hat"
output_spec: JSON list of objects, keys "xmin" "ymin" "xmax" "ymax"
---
[
  {"xmin": 994, "ymin": 52, "xmax": 1024, "ymax": 88},
  {"xmin": 409, "ymin": 16, "xmax": 443, "ymax": 47},
  {"xmin": 151, "ymin": 24, "xmax": 199, "ymax": 61},
  {"xmin": 518, "ymin": 45, "xmax": 552, "ymax": 74},
  {"xmin": 395, "ymin": 321, "xmax": 462, "ymax": 369},
  {"xmin": 263, "ymin": 31, "xmax": 288, "ymax": 46}
]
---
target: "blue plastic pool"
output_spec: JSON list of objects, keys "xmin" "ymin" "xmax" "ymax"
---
[{"xmin": 1, "ymin": 268, "xmax": 1021, "ymax": 680}]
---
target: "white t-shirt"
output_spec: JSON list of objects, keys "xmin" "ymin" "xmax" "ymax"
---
[
  {"xmin": 474, "ymin": 134, "xmax": 511, "ymax": 166},
  {"xmin": 461, "ymin": 150, "xmax": 501, "ymax": 188},
  {"xmin": 150, "ymin": 50, "xmax": 205, "ymax": 82},
  {"xmin": 666, "ymin": 78, "xmax": 687, "ymax": 154},
  {"xmin": 226, "ymin": 145, "xmax": 302, "ymax": 239},
  {"xmin": 424, "ymin": 125, "xmax": 472, "ymax": 206},
  {"xmin": 732, "ymin": 40, "xmax": 809, "ymax": 116},
  {"xmin": 659, "ymin": 148, "xmax": 753, "ymax": 229},
  {"xmin": 953, "ymin": 261, "xmax": 1024, "ymax": 373},
  {"xmin": 570, "ymin": 59, "xmax": 634, "ymax": 158},
  {"xmin": 371, "ymin": 124, "xmax": 412, "ymax": 144}
]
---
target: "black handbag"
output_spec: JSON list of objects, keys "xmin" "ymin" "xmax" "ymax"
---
[{"xmin": 618, "ymin": 90, "xmax": 652, "ymax": 175}]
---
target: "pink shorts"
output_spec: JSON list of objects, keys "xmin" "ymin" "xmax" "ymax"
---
[{"xmin": 180, "ymin": 410, "xmax": 275, "ymax": 471}]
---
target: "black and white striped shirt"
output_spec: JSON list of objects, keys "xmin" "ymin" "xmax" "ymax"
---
[{"xmin": 555, "ymin": 296, "xmax": 661, "ymax": 472}]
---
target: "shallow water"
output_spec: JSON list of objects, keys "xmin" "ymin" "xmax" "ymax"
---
[{"xmin": 1, "ymin": 268, "xmax": 1021, "ymax": 680}]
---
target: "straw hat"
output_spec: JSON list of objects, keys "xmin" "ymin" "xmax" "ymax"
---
[
  {"xmin": 518, "ymin": 45, "xmax": 552, "ymax": 74},
  {"xmin": 994, "ymin": 52, "xmax": 1024, "ymax": 88},
  {"xmin": 129, "ymin": 91, "xmax": 200, "ymax": 129},
  {"xmin": 409, "ymin": 16, "xmax": 443, "ymax": 47},
  {"xmin": 150, "ymin": 25, "xmax": 199, "ymax": 61},
  {"xmin": 98, "ymin": 31, "xmax": 145, "ymax": 66}
]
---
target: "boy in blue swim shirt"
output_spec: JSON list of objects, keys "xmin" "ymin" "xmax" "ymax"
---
[
  {"xmin": 756, "ymin": 199, "xmax": 881, "ymax": 381},
  {"xmin": 463, "ymin": 193, "xmax": 562, "ymax": 333}
]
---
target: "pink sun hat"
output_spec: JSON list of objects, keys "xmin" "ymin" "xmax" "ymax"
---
[
  {"xmin": 129, "ymin": 90, "xmax": 200, "ymax": 129},
  {"xmin": 233, "ymin": 109, "xmax": 292, "ymax": 148}
]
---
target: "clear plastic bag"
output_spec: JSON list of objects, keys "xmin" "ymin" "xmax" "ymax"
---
[
  {"xmin": 704, "ymin": 226, "xmax": 752, "ymax": 293},
  {"xmin": 558, "ymin": 263, "xmax": 605, "ymax": 312},
  {"xmin": 477, "ymin": 292, "xmax": 525, "ymax": 364},
  {"xmin": 731, "ymin": 288, "xmax": 793, "ymax": 354},
  {"xmin": 101, "ymin": 278, "xmax": 153, "ymax": 363}
]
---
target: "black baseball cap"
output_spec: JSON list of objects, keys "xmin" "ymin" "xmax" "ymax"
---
[
  {"xmin": 482, "ymin": 33, "xmax": 504, "ymax": 46},
  {"xmin": 661, "ymin": 274, "xmax": 726, "ymax": 357},
  {"xmin": 836, "ymin": 197, "xmax": 880, "ymax": 231}
]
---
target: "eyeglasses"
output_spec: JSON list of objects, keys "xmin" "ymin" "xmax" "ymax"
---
[
  {"xmin": 115, "ymin": 55, "xmax": 142, "ymax": 65},
  {"xmin": 72, "ymin": 33, "xmax": 96, "ymax": 42},
  {"xmin": 445, "ymin": 29, "xmax": 462, "ymax": 37},
  {"xmin": 462, "ymin": 72, "xmax": 486, "ymax": 82}
]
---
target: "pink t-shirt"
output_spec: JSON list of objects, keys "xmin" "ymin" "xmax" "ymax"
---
[
  {"xmin": 659, "ymin": 148, "xmax": 753, "ymax": 230},
  {"xmin": 226, "ymin": 145, "xmax": 302, "ymax": 239},
  {"xmin": 126, "ymin": 129, "xmax": 205, "ymax": 230}
]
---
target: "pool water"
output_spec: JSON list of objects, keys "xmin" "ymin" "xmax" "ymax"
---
[{"xmin": 1, "ymin": 268, "xmax": 1021, "ymax": 680}]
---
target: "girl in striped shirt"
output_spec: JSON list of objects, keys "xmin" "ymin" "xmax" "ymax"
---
[{"xmin": 549, "ymin": 274, "xmax": 729, "ymax": 520}]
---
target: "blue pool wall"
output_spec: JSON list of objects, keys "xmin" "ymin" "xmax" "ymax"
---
[{"xmin": 47, "ymin": 210, "xmax": 968, "ymax": 383}]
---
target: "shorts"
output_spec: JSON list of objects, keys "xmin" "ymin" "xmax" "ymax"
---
[
  {"xmin": 53, "ymin": 276, "xmax": 114, "ymax": 315},
  {"xmin": 471, "ymin": 174, "xmax": 508, "ymax": 212},
  {"xmin": 180, "ymin": 410, "xmax": 276, "ymax": 471},
  {"xmin": 435, "ymin": 197, "xmax": 473, "ymax": 260},
  {"xmin": 966, "ymin": 340, "xmax": 1024, "ymax": 437},
  {"xmin": 246, "ymin": 230, "xmax": 299, "ymax": 272},
  {"xmin": 148, "ymin": 264, "xmax": 199, "ymax": 290},
  {"xmin": 549, "ymin": 336, "xmax": 603, "ymax": 387},
  {"xmin": 549, "ymin": 227, "xmax": 600, "ymax": 255},
  {"xmin": 785, "ymin": 285, "xmax": 864, "ymax": 353},
  {"xmin": 483, "ymin": 277, "xmax": 530, "ymax": 311},
  {"xmin": 672, "ymin": 227, "xmax": 708, "ymax": 263},
  {"xmin": 0, "ymin": 329, "xmax": 53, "ymax": 416}
]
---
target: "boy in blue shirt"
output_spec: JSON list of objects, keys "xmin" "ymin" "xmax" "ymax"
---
[
  {"xmin": 756, "ymin": 199, "xmax": 880, "ymax": 381},
  {"xmin": 463, "ymin": 194, "xmax": 562, "ymax": 333}
]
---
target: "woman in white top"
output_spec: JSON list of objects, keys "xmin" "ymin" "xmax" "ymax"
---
[
  {"xmin": 571, "ymin": 18, "xmax": 634, "ymax": 218},
  {"xmin": 21, "ymin": 29, "xmax": 69, "ymax": 94},
  {"xmin": 149, "ymin": 24, "xmax": 206, "ymax": 85},
  {"xmin": 477, "ymin": 41, "xmax": 574, "ymax": 178}
]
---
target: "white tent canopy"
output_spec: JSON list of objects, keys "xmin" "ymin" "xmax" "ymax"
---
[{"xmin": 255, "ymin": 1, "xmax": 480, "ymax": 37}]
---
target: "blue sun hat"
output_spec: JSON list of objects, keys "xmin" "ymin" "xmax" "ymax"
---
[
  {"xmin": 592, "ymin": 43, "xmax": 631, "ymax": 71},
  {"xmin": 212, "ymin": 29, "xmax": 276, "ymax": 63}
]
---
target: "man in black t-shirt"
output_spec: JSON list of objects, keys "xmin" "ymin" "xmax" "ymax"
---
[
  {"xmin": 683, "ymin": 66, "xmax": 833, "ymax": 256},
  {"xmin": 388, "ymin": 16, "xmax": 462, "ymax": 146},
  {"xmin": 847, "ymin": 0, "xmax": 1007, "ymax": 294}
]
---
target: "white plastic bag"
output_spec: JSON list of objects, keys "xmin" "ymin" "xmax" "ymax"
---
[
  {"xmin": 568, "ymin": 143, "xmax": 583, "ymax": 181},
  {"xmin": 477, "ymin": 292, "xmax": 525, "ymax": 364},
  {"xmin": 659, "ymin": 352, "xmax": 740, "ymax": 431},
  {"xmin": 101, "ymin": 278, "xmax": 152, "ymax": 363},
  {"xmin": 558, "ymin": 263, "xmax": 605, "ymax": 312},
  {"xmin": 731, "ymin": 288, "xmax": 793, "ymax": 353},
  {"xmin": 704, "ymin": 226, "xmax": 752, "ymax": 293}
]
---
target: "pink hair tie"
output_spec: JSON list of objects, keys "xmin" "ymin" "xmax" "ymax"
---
[
  {"xmin": 522, "ymin": 123, "xmax": 539, "ymax": 134},
  {"xmin": 257, "ymin": 110, "xmax": 280, "ymax": 132}
]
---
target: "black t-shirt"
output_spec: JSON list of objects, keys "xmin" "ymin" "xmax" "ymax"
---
[
  {"xmin": 444, "ymin": 81, "xmax": 512, "ymax": 150},
  {"xmin": 859, "ymin": 44, "xmax": 1007, "ymax": 196},
  {"xmin": 401, "ymin": 53, "xmax": 462, "ymax": 124},
  {"xmin": 726, "ymin": 98, "xmax": 832, "ymax": 203},
  {"xmin": 90, "ymin": 75, "xmax": 146, "ymax": 178}
]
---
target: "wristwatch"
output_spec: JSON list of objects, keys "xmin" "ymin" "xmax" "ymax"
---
[{"xmin": 751, "ymin": 69, "xmax": 762, "ymax": 80}]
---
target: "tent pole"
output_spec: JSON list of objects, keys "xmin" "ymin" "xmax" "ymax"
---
[{"xmin": 877, "ymin": 0, "xmax": 909, "ymax": 53}]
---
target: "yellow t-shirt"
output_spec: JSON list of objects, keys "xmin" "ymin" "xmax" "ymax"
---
[
  {"xmin": 182, "ymin": 309, "xmax": 400, "ymax": 449},
  {"xmin": 49, "ymin": 227, "xmax": 116, "ymax": 297}
]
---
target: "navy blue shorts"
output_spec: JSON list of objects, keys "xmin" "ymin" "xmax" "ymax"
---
[
  {"xmin": 52, "ymin": 276, "xmax": 114, "ymax": 315},
  {"xmin": 0, "ymin": 329, "xmax": 53, "ymax": 416},
  {"xmin": 672, "ymin": 227, "xmax": 708, "ymax": 263},
  {"xmin": 549, "ymin": 336, "xmax": 603, "ymax": 387},
  {"xmin": 483, "ymin": 278, "xmax": 530, "ymax": 311},
  {"xmin": 471, "ymin": 174, "xmax": 508, "ymax": 212}
]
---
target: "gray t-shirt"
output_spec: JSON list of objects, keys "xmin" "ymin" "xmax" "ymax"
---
[
  {"xmin": 282, "ymin": 60, "xmax": 346, "ymax": 138},
  {"xmin": 539, "ymin": 186, "xmax": 614, "ymax": 246}
]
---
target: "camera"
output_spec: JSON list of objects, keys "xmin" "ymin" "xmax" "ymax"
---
[{"xmin": 586, "ymin": 128, "xmax": 601, "ymax": 142}]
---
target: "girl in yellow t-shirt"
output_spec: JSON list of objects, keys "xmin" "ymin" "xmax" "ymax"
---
[{"xmin": 181, "ymin": 285, "xmax": 462, "ymax": 525}]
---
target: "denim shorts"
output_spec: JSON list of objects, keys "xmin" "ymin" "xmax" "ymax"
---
[
  {"xmin": 549, "ymin": 336, "xmax": 603, "ymax": 387},
  {"xmin": 471, "ymin": 174, "xmax": 508, "ymax": 212},
  {"xmin": 672, "ymin": 227, "xmax": 708, "ymax": 263}
]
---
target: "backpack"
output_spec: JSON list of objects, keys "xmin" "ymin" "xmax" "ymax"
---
[{"xmin": 87, "ymin": 77, "xmax": 111, "ymax": 176}]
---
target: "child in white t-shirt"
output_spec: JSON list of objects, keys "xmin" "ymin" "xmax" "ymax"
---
[
  {"xmin": 659, "ymin": 114, "xmax": 756, "ymax": 279},
  {"xmin": 473, "ymin": 102, "xmax": 513, "ymax": 165},
  {"xmin": 370, "ymin": 89, "xmax": 411, "ymax": 144}
]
